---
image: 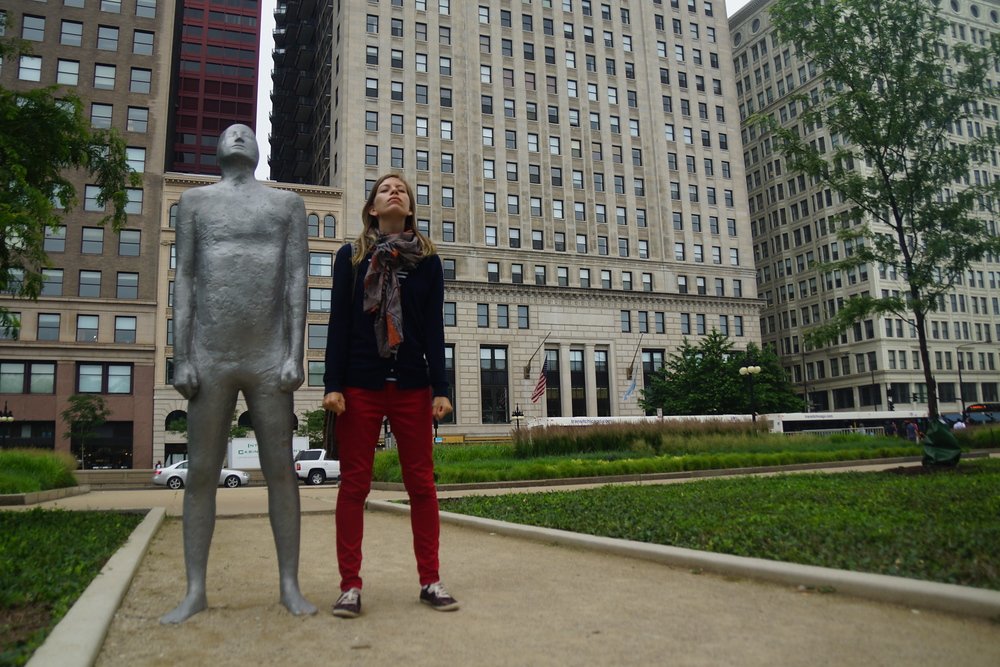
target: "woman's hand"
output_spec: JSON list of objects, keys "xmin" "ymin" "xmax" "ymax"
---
[
  {"xmin": 323, "ymin": 391, "xmax": 346, "ymax": 415},
  {"xmin": 432, "ymin": 396, "xmax": 453, "ymax": 421}
]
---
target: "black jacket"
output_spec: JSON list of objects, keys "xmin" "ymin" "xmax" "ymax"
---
[{"xmin": 323, "ymin": 243, "xmax": 448, "ymax": 397}]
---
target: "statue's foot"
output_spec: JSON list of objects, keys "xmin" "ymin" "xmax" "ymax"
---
[
  {"xmin": 160, "ymin": 594, "xmax": 208, "ymax": 624},
  {"xmin": 281, "ymin": 588, "xmax": 318, "ymax": 616}
]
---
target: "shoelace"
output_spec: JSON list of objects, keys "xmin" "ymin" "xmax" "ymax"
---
[
  {"xmin": 424, "ymin": 582, "xmax": 450, "ymax": 599},
  {"xmin": 338, "ymin": 589, "xmax": 360, "ymax": 605}
]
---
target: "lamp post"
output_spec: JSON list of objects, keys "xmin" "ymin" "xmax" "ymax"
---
[
  {"xmin": 739, "ymin": 364, "xmax": 762, "ymax": 422},
  {"xmin": 870, "ymin": 367, "xmax": 878, "ymax": 410},
  {"xmin": 956, "ymin": 344, "xmax": 975, "ymax": 416},
  {"xmin": 511, "ymin": 404, "xmax": 524, "ymax": 434},
  {"xmin": 0, "ymin": 402, "xmax": 14, "ymax": 449}
]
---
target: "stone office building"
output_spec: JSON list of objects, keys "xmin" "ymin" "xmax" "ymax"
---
[{"xmin": 268, "ymin": 0, "xmax": 764, "ymax": 435}]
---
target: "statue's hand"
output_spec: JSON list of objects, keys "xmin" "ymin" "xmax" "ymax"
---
[
  {"xmin": 173, "ymin": 363, "xmax": 199, "ymax": 400},
  {"xmin": 278, "ymin": 358, "xmax": 304, "ymax": 392}
]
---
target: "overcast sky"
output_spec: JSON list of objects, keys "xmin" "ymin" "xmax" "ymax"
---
[{"xmin": 255, "ymin": 0, "xmax": 758, "ymax": 179}]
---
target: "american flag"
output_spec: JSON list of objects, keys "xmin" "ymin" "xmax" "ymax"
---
[{"xmin": 530, "ymin": 358, "xmax": 548, "ymax": 403}]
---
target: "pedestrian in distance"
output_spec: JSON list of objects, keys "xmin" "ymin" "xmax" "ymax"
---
[{"xmin": 323, "ymin": 173, "xmax": 458, "ymax": 618}]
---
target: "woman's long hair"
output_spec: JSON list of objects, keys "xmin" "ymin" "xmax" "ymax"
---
[{"xmin": 352, "ymin": 173, "xmax": 436, "ymax": 266}]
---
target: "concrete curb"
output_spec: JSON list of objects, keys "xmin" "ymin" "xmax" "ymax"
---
[
  {"xmin": 26, "ymin": 507, "xmax": 166, "ymax": 667},
  {"xmin": 0, "ymin": 485, "xmax": 91, "ymax": 507},
  {"xmin": 367, "ymin": 499, "xmax": 1000, "ymax": 620},
  {"xmin": 371, "ymin": 451, "xmax": 992, "ymax": 493}
]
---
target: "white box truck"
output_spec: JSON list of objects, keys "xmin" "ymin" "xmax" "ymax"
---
[{"xmin": 227, "ymin": 437, "xmax": 311, "ymax": 470}]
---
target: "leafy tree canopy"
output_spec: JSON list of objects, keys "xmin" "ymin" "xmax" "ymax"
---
[
  {"xmin": 640, "ymin": 332, "xmax": 805, "ymax": 416},
  {"xmin": 755, "ymin": 0, "xmax": 1000, "ymax": 418},
  {"xmin": 1, "ymin": 22, "xmax": 137, "ymax": 327}
]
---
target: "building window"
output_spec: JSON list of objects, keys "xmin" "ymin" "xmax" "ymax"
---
[
  {"xmin": 127, "ymin": 107, "xmax": 148, "ymax": 133},
  {"xmin": 477, "ymin": 304, "xmax": 490, "ymax": 327},
  {"xmin": 76, "ymin": 315, "xmax": 99, "ymax": 342},
  {"xmin": 41, "ymin": 269, "xmax": 64, "ymax": 297},
  {"xmin": 136, "ymin": 0, "xmax": 156, "ymax": 18},
  {"xmin": 133, "ymin": 30, "xmax": 154, "ymax": 55},
  {"xmin": 61, "ymin": 20, "xmax": 84, "ymax": 46},
  {"xmin": 309, "ymin": 252, "xmax": 333, "ymax": 277},
  {"xmin": 57, "ymin": 59, "xmax": 80, "ymax": 86},
  {"xmin": 444, "ymin": 302, "xmax": 457, "ymax": 327},
  {"xmin": 479, "ymin": 346, "xmax": 509, "ymax": 424},
  {"xmin": 0, "ymin": 362, "xmax": 56, "ymax": 394},
  {"xmin": 97, "ymin": 25, "xmax": 120, "ymax": 51},
  {"xmin": 37, "ymin": 314, "xmax": 61, "ymax": 341},
  {"xmin": 308, "ymin": 323, "xmax": 327, "ymax": 349},
  {"xmin": 129, "ymin": 68, "xmax": 152, "ymax": 94},
  {"xmin": 517, "ymin": 305, "xmax": 529, "ymax": 329},
  {"xmin": 81, "ymin": 228, "xmax": 104, "ymax": 254},
  {"xmin": 309, "ymin": 288, "xmax": 331, "ymax": 312},
  {"xmin": 79, "ymin": 270, "xmax": 102, "ymax": 298},
  {"xmin": 116, "ymin": 272, "xmax": 138, "ymax": 299},
  {"xmin": 19, "ymin": 56, "xmax": 43, "ymax": 82},
  {"xmin": 307, "ymin": 361, "xmax": 325, "ymax": 387},
  {"xmin": 114, "ymin": 316, "xmax": 137, "ymax": 343},
  {"xmin": 44, "ymin": 226, "xmax": 67, "ymax": 253},
  {"xmin": 77, "ymin": 363, "xmax": 132, "ymax": 394}
]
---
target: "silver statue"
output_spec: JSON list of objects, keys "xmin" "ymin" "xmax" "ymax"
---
[{"xmin": 162, "ymin": 124, "xmax": 316, "ymax": 623}]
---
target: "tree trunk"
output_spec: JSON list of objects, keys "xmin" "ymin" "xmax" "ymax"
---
[{"xmin": 913, "ymin": 308, "xmax": 939, "ymax": 419}]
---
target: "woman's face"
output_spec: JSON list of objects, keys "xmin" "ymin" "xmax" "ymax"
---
[{"xmin": 369, "ymin": 177, "xmax": 412, "ymax": 224}]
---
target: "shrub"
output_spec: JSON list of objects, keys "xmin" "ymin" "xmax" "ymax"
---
[{"xmin": 0, "ymin": 450, "xmax": 77, "ymax": 495}]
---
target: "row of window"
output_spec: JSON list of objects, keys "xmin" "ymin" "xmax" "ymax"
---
[
  {"xmin": 0, "ymin": 313, "xmax": 138, "ymax": 344},
  {"xmin": 621, "ymin": 311, "xmax": 745, "ymax": 336},
  {"xmin": 5, "ymin": 269, "xmax": 140, "ymax": 300},
  {"xmin": 0, "ymin": 361, "xmax": 133, "ymax": 395},
  {"xmin": 25, "ymin": 16, "xmax": 155, "ymax": 54},
  {"xmin": 43, "ymin": 227, "xmax": 142, "ymax": 256},
  {"xmin": 16, "ymin": 57, "xmax": 153, "ymax": 93}
]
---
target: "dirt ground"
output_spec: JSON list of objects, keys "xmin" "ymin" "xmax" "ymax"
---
[{"xmin": 95, "ymin": 510, "xmax": 1000, "ymax": 667}]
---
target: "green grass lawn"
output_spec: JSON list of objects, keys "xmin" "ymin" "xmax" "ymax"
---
[
  {"xmin": 440, "ymin": 458, "xmax": 1000, "ymax": 591},
  {"xmin": 0, "ymin": 509, "xmax": 144, "ymax": 666}
]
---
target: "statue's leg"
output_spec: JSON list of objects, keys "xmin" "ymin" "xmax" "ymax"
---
[
  {"xmin": 246, "ymin": 384, "xmax": 317, "ymax": 616},
  {"xmin": 160, "ymin": 379, "xmax": 237, "ymax": 624}
]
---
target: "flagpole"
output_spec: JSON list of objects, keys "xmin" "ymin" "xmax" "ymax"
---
[
  {"xmin": 626, "ymin": 333, "xmax": 644, "ymax": 380},
  {"xmin": 524, "ymin": 331, "xmax": 552, "ymax": 379}
]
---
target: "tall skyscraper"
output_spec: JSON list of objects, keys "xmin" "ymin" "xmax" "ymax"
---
[
  {"xmin": 0, "ymin": 0, "xmax": 176, "ymax": 467},
  {"xmin": 730, "ymin": 0, "xmax": 1000, "ymax": 414},
  {"xmin": 165, "ymin": 0, "xmax": 262, "ymax": 175},
  {"xmin": 269, "ymin": 0, "xmax": 763, "ymax": 433}
]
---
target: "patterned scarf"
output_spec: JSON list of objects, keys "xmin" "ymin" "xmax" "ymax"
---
[{"xmin": 362, "ymin": 231, "xmax": 424, "ymax": 358}]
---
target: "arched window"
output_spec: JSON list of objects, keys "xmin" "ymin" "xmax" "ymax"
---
[
  {"xmin": 324, "ymin": 215, "xmax": 336, "ymax": 238},
  {"xmin": 307, "ymin": 213, "xmax": 320, "ymax": 237},
  {"xmin": 169, "ymin": 203, "xmax": 178, "ymax": 228},
  {"xmin": 238, "ymin": 411, "xmax": 253, "ymax": 429},
  {"xmin": 164, "ymin": 409, "xmax": 187, "ymax": 431}
]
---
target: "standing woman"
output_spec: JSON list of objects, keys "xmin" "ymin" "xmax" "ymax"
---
[{"xmin": 323, "ymin": 173, "xmax": 458, "ymax": 618}]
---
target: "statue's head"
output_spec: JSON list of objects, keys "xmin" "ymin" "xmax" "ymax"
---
[{"xmin": 217, "ymin": 124, "xmax": 260, "ymax": 170}]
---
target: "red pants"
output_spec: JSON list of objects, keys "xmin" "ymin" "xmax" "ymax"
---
[{"xmin": 335, "ymin": 384, "xmax": 440, "ymax": 591}]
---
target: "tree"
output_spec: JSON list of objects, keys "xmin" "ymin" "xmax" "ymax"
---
[
  {"xmin": 640, "ymin": 332, "xmax": 805, "ymax": 416},
  {"xmin": 296, "ymin": 408, "xmax": 327, "ymax": 448},
  {"xmin": 0, "ymin": 20, "xmax": 138, "ymax": 329},
  {"xmin": 61, "ymin": 394, "xmax": 110, "ymax": 470},
  {"xmin": 757, "ymin": 0, "xmax": 1000, "ymax": 419}
]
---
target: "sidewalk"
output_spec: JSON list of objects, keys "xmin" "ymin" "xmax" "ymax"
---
[{"xmin": 30, "ymin": 467, "xmax": 1000, "ymax": 666}]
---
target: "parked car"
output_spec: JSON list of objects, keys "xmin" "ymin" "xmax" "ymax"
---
[
  {"xmin": 293, "ymin": 448, "xmax": 341, "ymax": 485},
  {"xmin": 152, "ymin": 460, "xmax": 251, "ymax": 490}
]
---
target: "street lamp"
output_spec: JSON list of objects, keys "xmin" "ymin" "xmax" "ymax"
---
[
  {"xmin": 511, "ymin": 404, "xmax": 525, "ymax": 434},
  {"xmin": 739, "ymin": 365, "xmax": 762, "ymax": 422},
  {"xmin": 0, "ymin": 402, "xmax": 14, "ymax": 449},
  {"xmin": 956, "ymin": 344, "xmax": 975, "ymax": 416}
]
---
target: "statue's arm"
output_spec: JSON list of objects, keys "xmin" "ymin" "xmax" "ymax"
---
[
  {"xmin": 279, "ymin": 193, "xmax": 308, "ymax": 392},
  {"xmin": 172, "ymin": 192, "xmax": 199, "ymax": 398}
]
